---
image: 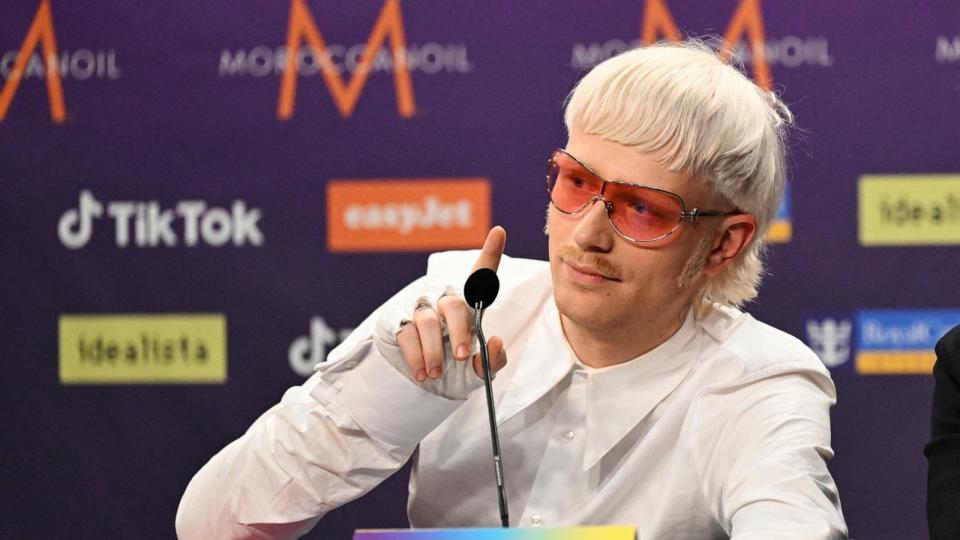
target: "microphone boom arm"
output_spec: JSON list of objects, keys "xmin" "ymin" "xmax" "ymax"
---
[{"xmin": 474, "ymin": 302, "xmax": 509, "ymax": 528}]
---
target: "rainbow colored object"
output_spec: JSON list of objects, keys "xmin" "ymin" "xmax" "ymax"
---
[{"xmin": 353, "ymin": 526, "xmax": 636, "ymax": 540}]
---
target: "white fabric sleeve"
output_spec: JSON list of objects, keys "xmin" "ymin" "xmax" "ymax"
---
[
  {"xmin": 689, "ymin": 364, "xmax": 848, "ymax": 540},
  {"xmin": 175, "ymin": 277, "xmax": 466, "ymax": 540},
  {"xmin": 372, "ymin": 284, "xmax": 484, "ymax": 400}
]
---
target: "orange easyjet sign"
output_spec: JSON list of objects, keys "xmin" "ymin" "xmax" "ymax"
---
[{"xmin": 327, "ymin": 179, "xmax": 490, "ymax": 252}]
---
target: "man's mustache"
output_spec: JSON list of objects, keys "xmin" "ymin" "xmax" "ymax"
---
[{"xmin": 556, "ymin": 245, "xmax": 622, "ymax": 280}]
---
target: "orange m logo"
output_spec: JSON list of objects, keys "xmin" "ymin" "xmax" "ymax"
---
[
  {"xmin": 277, "ymin": 0, "xmax": 415, "ymax": 120},
  {"xmin": 0, "ymin": 0, "xmax": 66, "ymax": 123},
  {"xmin": 642, "ymin": 0, "xmax": 772, "ymax": 90}
]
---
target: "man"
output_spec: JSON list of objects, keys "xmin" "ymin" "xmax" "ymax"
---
[
  {"xmin": 177, "ymin": 42, "xmax": 847, "ymax": 539},
  {"xmin": 927, "ymin": 324, "xmax": 960, "ymax": 538}
]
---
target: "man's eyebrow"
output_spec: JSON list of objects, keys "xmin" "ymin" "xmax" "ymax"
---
[{"xmin": 565, "ymin": 151, "xmax": 606, "ymax": 180}]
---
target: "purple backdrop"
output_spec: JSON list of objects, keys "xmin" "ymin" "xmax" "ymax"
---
[{"xmin": 2, "ymin": 1, "xmax": 959, "ymax": 538}]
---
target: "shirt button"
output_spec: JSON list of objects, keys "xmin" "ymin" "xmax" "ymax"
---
[
  {"xmin": 561, "ymin": 430, "xmax": 575, "ymax": 442},
  {"xmin": 530, "ymin": 515, "xmax": 543, "ymax": 527}
]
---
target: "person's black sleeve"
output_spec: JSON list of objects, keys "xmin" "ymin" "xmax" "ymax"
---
[{"xmin": 926, "ymin": 324, "xmax": 960, "ymax": 539}]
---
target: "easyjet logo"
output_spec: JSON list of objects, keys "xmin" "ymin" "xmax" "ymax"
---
[
  {"xmin": 327, "ymin": 179, "xmax": 490, "ymax": 252},
  {"xmin": 0, "ymin": 0, "xmax": 122, "ymax": 123}
]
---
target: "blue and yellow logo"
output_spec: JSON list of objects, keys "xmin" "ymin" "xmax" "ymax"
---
[
  {"xmin": 855, "ymin": 310, "xmax": 960, "ymax": 374},
  {"xmin": 766, "ymin": 187, "xmax": 791, "ymax": 243}
]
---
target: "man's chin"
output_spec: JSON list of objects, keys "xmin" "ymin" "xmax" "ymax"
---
[{"xmin": 553, "ymin": 288, "xmax": 614, "ymax": 329}]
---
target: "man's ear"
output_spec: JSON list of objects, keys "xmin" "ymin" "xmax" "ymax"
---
[{"xmin": 702, "ymin": 214, "xmax": 757, "ymax": 276}]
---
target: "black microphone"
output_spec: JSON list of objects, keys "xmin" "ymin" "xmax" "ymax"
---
[
  {"xmin": 464, "ymin": 268, "xmax": 499, "ymax": 309},
  {"xmin": 464, "ymin": 267, "xmax": 508, "ymax": 528}
]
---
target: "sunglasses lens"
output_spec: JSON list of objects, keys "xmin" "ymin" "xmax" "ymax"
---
[
  {"xmin": 605, "ymin": 182, "xmax": 683, "ymax": 241},
  {"xmin": 547, "ymin": 151, "xmax": 603, "ymax": 213},
  {"xmin": 546, "ymin": 150, "xmax": 684, "ymax": 241}
]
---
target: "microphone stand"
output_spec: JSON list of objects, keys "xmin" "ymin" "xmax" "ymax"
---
[{"xmin": 474, "ymin": 301, "xmax": 509, "ymax": 528}]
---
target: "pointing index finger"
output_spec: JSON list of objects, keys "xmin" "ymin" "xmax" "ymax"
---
[{"xmin": 471, "ymin": 226, "xmax": 506, "ymax": 272}]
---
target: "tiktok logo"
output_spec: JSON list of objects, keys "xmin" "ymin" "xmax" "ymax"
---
[
  {"xmin": 57, "ymin": 190, "xmax": 265, "ymax": 249},
  {"xmin": 288, "ymin": 317, "xmax": 354, "ymax": 376},
  {"xmin": 58, "ymin": 190, "xmax": 104, "ymax": 249}
]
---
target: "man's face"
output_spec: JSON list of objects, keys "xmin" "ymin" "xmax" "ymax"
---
[{"xmin": 547, "ymin": 131, "xmax": 717, "ymax": 336}]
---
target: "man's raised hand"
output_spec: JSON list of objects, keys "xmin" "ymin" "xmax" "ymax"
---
[{"xmin": 395, "ymin": 226, "xmax": 508, "ymax": 386}]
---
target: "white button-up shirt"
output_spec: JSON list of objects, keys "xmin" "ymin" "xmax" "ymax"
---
[{"xmin": 176, "ymin": 252, "xmax": 847, "ymax": 539}]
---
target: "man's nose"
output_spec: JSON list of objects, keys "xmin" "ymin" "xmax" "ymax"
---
[{"xmin": 572, "ymin": 197, "xmax": 614, "ymax": 252}]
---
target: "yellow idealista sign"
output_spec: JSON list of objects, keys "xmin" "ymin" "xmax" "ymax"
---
[
  {"xmin": 59, "ymin": 314, "xmax": 226, "ymax": 384},
  {"xmin": 859, "ymin": 174, "xmax": 960, "ymax": 246}
]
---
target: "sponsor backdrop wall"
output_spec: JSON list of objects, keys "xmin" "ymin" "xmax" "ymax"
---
[{"xmin": 2, "ymin": 1, "xmax": 958, "ymax": 538}]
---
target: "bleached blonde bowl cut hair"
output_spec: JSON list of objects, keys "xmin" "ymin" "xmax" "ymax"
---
[{"xmin": 563, "ymin": 40, "xmax": 794, "ymax": 307}]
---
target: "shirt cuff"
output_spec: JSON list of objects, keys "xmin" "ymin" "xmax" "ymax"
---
[{"xmin": 327, "ymin": 348, "xmax": 464, "ymax": 449}]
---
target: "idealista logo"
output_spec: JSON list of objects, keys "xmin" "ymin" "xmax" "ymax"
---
[
  {"xmin": 805, "ymin": 310, "xmax": 960, "ymax": 375},
  {"xmin": 327, "ymin": 178, "xmax": 490, "ymax": 252},
  {"xmin": 219, "ymin": 0, "xmax": 471, "ymax": 120},
  {"xmin": 1, "ymin": 0, "xmax": 122, "ymax": 123},
  {"xmin": 59, "ymin": 314, "xmax": 226, "ymax": 384},
  {"xmin": 57, "ymin": 190, "xmax": 264, "ymax": 249},
  {"xmin": 288, "ymin": 316, "xmax": 353, "ymax": 377},
  {"xmin": 859, "ymin": 174, "xmax": 960, "ymax": 246}
]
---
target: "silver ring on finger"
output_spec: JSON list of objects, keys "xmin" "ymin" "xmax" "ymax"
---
[{"xmin": 414, "ymin": 301, "xmax": 448, "ymax": 336}]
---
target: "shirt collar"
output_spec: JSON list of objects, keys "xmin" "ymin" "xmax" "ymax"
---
[
  {"xmin": 496, "ymin": 301, "xmax": 701, "ymax": 471},
  {"xmin": 581, "ymin": 308, "xmax": 700, "ymax": 470},
  {"xmin": 495, "ymin": 300, "xmax": 575, "ymax": 427}
]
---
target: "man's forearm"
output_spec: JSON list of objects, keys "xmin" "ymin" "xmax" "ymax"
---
[{"xmin": 175, "ymin": 339, "xmax": 463, "ymax": 540}]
